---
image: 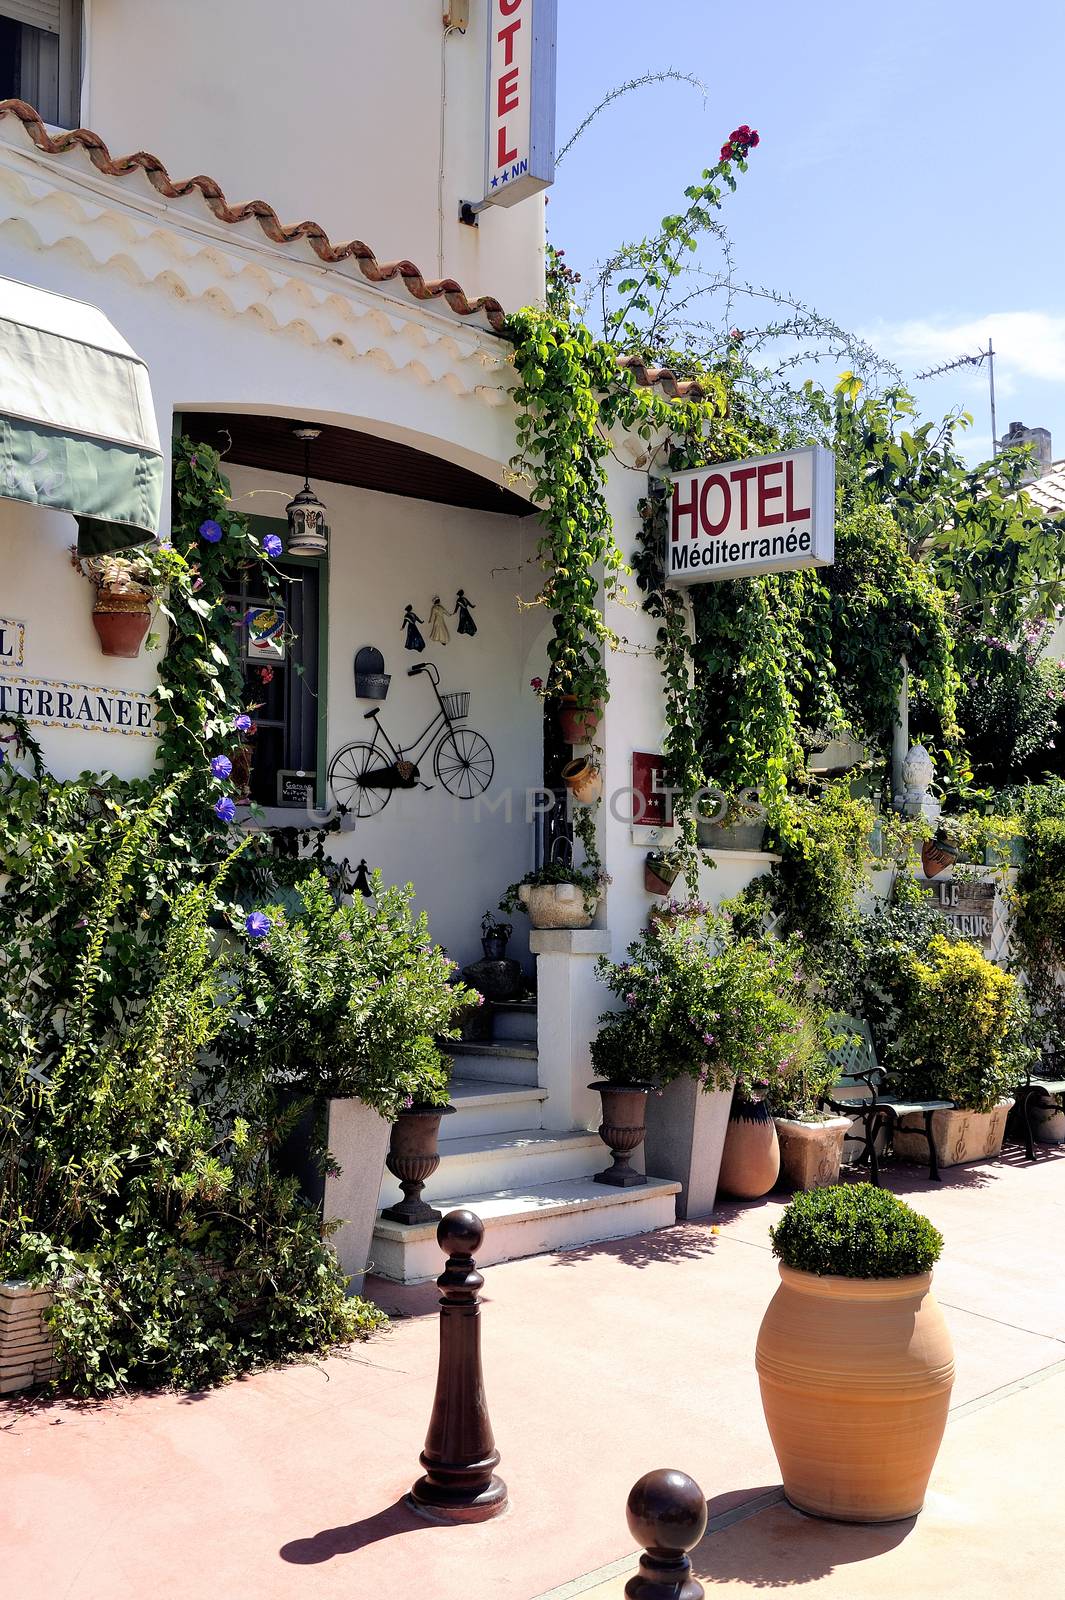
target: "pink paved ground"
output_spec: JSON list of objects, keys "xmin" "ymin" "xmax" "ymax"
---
[{"xmin": 3, "ymin": 1146, "xmax": 1063, "ymax": 1600}]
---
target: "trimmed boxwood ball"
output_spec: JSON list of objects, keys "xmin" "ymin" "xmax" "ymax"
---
[{"xmin": 770, "ymin": 1184, "xmax": 943, "ymax": 1279}]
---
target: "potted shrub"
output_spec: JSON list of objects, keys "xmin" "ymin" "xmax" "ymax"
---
[
  {"xmin": 500, "ymin": 860, "xmax": 607, "ymax": 931},
  {"xmin": 588, "ymin": 1017, "xmax": 656, "ymax": 1187},
  {"xmin": 78, "ymin": 551, "xmax": 158, "ymax": 658},
  {"xmin": 887, "ymin": 935, "xmax": 1030, "ymax": 1166},
  {"xmin": 220, "ymin": 870, "xmax": 477, "ymax": 1288},
  {"xmin": 695, "ymin": 790, "xmax": 768, "ymax": 852},
  {"xmin": 766, "ymin": 1019, "xmax": 852, "ymax": 1191},
  {"xmin": 756, "ymin": 1184, "xmax": 952, "ymax": 1522},
  {"xmin": 480, "ymin": 910, "xmax": 512, "ymax": 962}
]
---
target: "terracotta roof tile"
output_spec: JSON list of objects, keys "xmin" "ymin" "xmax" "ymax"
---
[
  {"xmin": 0, "ymin": 98, "xmax": 507, "ymax": 331},
  {"xmin": 616, "ymin": 354, "xmax": 704, "ymax": 400}
]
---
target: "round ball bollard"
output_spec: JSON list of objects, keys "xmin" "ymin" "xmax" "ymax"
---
[
  {"xmin": 625, "ymin": 1469, "xmax": 708, "ymax": 1600},
  {"xmin": 409, "ymin": 1210, "xmax": 508, "ymax": 1523}
]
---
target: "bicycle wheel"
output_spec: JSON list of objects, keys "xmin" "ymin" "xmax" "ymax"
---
[
  {"xmin": 434, "ymin": 727, "xmax": 494, "ymax": 799},
  {"xmin": 328, "ymin": 741, "xmax": 391, "ymax": 817}
]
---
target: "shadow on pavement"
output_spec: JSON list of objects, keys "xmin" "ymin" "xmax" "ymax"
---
[
  {"xmin": 279, "ymin": 1497, "xmax": 431, "ymax": 1564},
  {"xmin": 692, "ymin": 1498, "xmax": 916, "ymax": 1588}
]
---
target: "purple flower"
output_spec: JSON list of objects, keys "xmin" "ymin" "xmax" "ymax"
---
[
  {"xmin": 625, "ymin": 991, "xmax": 637, "ymax": 1006},
  {"xmin": 234, "ymin": 714, "xmax": 252, "ymax": 733},
  {"xmin": 214, "ymin": 796, "xmax": 237, "ymax": 824},
  {"xmin": 199, "ymin": 519, "xmax": 223, "ymax": 543},
  {"xmin": 210, "ymin": 755, "xmax": 233, "ymax": 781},
  {"xmin": 245, "ymin": 911, "xmax": 271, "ymax": 939},
  {"xmin": 402, "ymin": 1095, "xmax": 414, "ymax": 1109},
  {"xmin": 262, "ymin": 533, "xmax": 283, "ymax": 559}
]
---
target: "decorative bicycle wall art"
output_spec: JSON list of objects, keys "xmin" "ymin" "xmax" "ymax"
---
[{"xmin": 327, "ymin": 661, "xmax": 494, "ymax": 817}]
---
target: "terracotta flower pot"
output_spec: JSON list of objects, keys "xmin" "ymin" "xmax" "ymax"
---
[
  {"xmin": 380, "ymin": 1104, "xmax": 455, "ymax": 1225},
  {"xmin": 561, "ymin": 756, "xmax": 603, "ymax": 806},
  {"xmin": 718, "ymin": 1096, "xmax": 780, "ymax": 1199},
  {"xmin": 91, "ymin": 593, "xmax": 151, "ymax": 658},
  {"xmin": 589, "ymin": 1082, "xmax": 651, "ymax": 1187},
  {"xmin": 558, "ymin": 696, "xmax": 601, "ymax": 744},
  {"xmin": 756, "ymin": 1265, "xmax": 955, "ymax": 1521},
  {"xmin": 893, "ymin": 1101, "xmax": 1012, "ymax": 1167},
  {"xmin": 644, "ymin": 855, "xmax": 681, "ymax": 896},
  {"xmin": 774, "ymin": 1117, "xmax": 852, "ymax": 1191}
]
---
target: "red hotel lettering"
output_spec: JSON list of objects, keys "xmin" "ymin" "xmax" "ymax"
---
[
  {"xmin": 498, "ymin": 66, "xmax": 520, "ymax": 116},
  {"xmin": 494, "ymin": 0, "xmax": 523, "ymax": 171},
  {"xmin": 731, "ymin": 465, "xmax": 757, "ymax": 529},
  {"xmin": 786, "ymin": 457, "xmax": 810, "ymax": 521},
  {"xmin": 497, "ymin": 17, "xmax": 521, "ymax": 63},
  {"xmin": 700, "ymin": 473, "xmax": 731, "ymax": 536},
  {"xmin": 671, "ymin": 475, "xmax": 699, "ymax": 540},
  {"xmin": 757, "ymin": 461, "xmax": 784, "ymax": 526}
]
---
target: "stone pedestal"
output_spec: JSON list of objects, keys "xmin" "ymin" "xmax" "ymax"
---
[{"xmin": 529, "ymin": 928, "xmax": 611, "ymax": 1134}]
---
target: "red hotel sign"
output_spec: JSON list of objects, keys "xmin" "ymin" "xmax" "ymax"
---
[
  {"xmin": 665, "ymin": 446, "xmax": 835, "ymax": 584},
  {"xmin": 483, "ymin": 0, "xmax": 557, "ymax": 208}
]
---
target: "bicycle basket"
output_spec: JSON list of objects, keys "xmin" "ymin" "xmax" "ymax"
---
[{"xmin": 441, "ymin": 690, "xmax": 470, "ymax": 721}]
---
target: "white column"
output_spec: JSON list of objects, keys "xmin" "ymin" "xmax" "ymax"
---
[{"xmin": 529, "ymin": 928, "xmax": 611, "ymax": 1132}]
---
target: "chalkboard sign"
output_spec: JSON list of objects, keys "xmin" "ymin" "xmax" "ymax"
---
[{"xmin": 276, "ymin": 769, "xmax": 316, "ymax": 809}]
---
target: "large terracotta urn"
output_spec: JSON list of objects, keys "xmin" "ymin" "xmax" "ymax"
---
[
  {"xmin": 718, "ymin": 1096, "xmax": 780, "ymax": 1199},
  {"xmin": 756, "ymin": 1265, "xmax": 955, "ymax": 1521}
]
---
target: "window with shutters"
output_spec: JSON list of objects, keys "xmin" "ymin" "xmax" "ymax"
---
[{"xmin": 0, "ymin": 2, "xmax": 82, "ymax": 129}]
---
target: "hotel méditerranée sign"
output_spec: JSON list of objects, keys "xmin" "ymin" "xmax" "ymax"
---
[
  {"xmin": 482, "ymin": 0, "xmax": 557, "ymax": 208},
  {"xmin": 665, "ymin": 446, "xmax": 835, "ymax": 586}
]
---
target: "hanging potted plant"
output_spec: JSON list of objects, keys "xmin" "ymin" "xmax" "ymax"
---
[
  {"xmin": 77, "ymin": 550, "xmax": 158, "ymax": 658},
  {"xmin": 887, "ymin": 936, "xmax": 1029, "ymax": 1167},
  {"xmin": 561, "ymin": 755, "xmax": 603, "ymax": 806},
  {"xmin": 756, "ymin": 1184, "xmax": 952, "ymax": 1521},
  {"xmin": 644, "ymin": 848, "xmax": 683, "ymax": 896}
]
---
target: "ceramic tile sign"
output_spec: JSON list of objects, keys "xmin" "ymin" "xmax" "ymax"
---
[
  {"xmin": 631, "ymin": 751, "xmax": 673, "ymax": 828},
  {"xmin": 0, "ymin": 676, "xmax": 155, "ymax": 736},
  {"xmin": 923, "ymin": 878, "xmax": 996, "ymax": 948},
  {"xmin": 665, "ymin": 446, "xmax": 835, "ymax": 585},
  {"xmin": 245, "ymin": 605, "xmax": 286, "ymax": 662},
  {"xmin": 0, "ymin": 618, "xmax": 25, "ymax": 669}
]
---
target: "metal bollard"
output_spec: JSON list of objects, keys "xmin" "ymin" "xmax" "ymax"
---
[
  {"xmin": 625, "ymin": 1468, "xmax": 708, "ymax": 1600},
  {"xmin": 408, "ymin": 1208, "xmax": 508, "ymax": 1522}
]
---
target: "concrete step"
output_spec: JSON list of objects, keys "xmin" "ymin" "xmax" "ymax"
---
[
  {"xmin": 490, "ymin": 999, "xmax": 538, "ymax": 1045},
  {"xmin": 447, "ymin": 1079, "xmax": 549, "ymax": 1138},
  {"xmin": 447, "ymin": 1040, "xmax": 538, "ymax": 1087},
  {"xmin": 371, "ymin": 1175, "xmax": 681, "ymax": 1284},
  {"xmin": 379, "ymin": 1127, "xmax": 602, "ymax": 1209}
]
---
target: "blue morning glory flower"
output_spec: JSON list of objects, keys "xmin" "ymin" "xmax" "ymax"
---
[
  {"xmin": 214, "ymin": 796, "xmax": 237, "ymax": 824},
  {"xmin": 199, "ymin": 519, "xmax": 223, "ymax": 543},
  {"xmin": 234, "ymin": 714, "xmax": 252, "ymax": 733},
  {"xmin": 263, "ymin": 533, "xmax": 283, "ymax": 558},
  {"xmin": 245, "ymin": 911, "xmax": 271, "ymax": 939},
  {"xmin": 210, "ymin": 755, "xmax": 233, "ymax": 780}
]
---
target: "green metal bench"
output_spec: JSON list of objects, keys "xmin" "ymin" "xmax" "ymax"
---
[
  {"xmin": 1014, "ymin": 1065, "xmax": 1065, "ymax": 1161},
  {"xmin": 824, "ymin": 1017, "xmax": 953, "ymax": 1184}
]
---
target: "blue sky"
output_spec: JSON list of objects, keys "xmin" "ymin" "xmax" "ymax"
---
[{"xmin": 548, "ymin": 0, "xmax": 1065, "ymax": 461}]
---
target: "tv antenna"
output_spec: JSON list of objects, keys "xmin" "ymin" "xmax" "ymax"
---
[{"xmin": 915, "ymin": 338, "xmax": 998, "ymax": 454}]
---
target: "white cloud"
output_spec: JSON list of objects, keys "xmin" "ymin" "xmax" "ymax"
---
[{"xmin": 863, "ymin": 311, "xmax": 1065, "ymax": 385}]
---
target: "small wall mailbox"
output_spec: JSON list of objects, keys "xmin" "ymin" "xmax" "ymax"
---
[{"xmin": 354, "ymin": 645, "xmax": 390, "ymax": 700}]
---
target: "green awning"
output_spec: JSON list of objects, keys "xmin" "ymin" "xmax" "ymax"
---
[{"xmin": 0, "ymin": 274, "xmax": 163, "ymax": 555}]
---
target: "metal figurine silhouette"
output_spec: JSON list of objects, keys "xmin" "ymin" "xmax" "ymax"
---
[
  {"xmin": 453, "ymin": 589, "xmax": 477, "ymax": 636},
  {"xmin": 352, "ymin": 858, "xmax": 373, "ymax": 897},
  {"xmin": 402, "ymin": 604, "xmax": 426, "ymax": 652},
  {"xmin": 427, "ymin": 597, "xmax": 451, "ymax": 646}
]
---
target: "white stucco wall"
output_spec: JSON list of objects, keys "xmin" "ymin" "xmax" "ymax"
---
[{"xmin": 83, "ymin": 0, "xmax": 547, "ymax": 313}]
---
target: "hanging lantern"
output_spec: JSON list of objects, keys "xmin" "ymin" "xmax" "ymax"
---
[{"xmin": 286, "ymin": 426, "xmax": 330, "ymax": 557}]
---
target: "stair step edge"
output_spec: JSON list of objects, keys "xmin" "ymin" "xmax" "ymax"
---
[{"xmin": 374, "ymin": 1176, "xmax": 681, "ymax": 1239}]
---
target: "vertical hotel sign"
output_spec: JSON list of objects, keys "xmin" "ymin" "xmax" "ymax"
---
[{"xmin": 482, "ymin": 0, "xmax": 557, "ymax": 208}]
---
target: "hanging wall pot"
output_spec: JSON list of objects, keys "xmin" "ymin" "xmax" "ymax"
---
[
  {"xmin": 561, "ymin": 756, "xmax": 603, "ymax": 807},
  {"xmin": 354, "ymin": 646, "xmax": 390, "ymax": 700}
]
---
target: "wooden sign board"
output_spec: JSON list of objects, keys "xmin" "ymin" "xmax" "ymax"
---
[
  {"xmin": 631, "ymin": 752, "xmax": 673, "ymax": 829},
  {"xmin": 921, "ymin": 878, "xmax": 996, "ymax": 948}
]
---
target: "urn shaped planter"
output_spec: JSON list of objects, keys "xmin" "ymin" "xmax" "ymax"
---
[
  {"xmin": 590, "ymin": 1082, "xmax": 651, "ymax": 1187},
  {"xmin": 718, "ymin": 1096, "xmax": 780, "ymax": 1199},
  {"xmin": 756, "ymin": 1265, "xmax": 955, "ymax": 1521},
  {"xmin": 380, "ymin": 1104, "xmax": 456, "ymax": 1226}
]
